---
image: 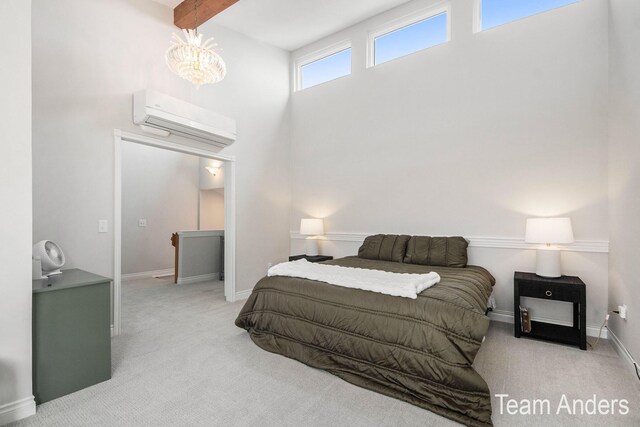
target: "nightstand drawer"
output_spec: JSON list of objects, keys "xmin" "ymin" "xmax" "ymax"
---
[{"xmin": 519, "ymin": 280, "xmax": 577, "ymax": 302}]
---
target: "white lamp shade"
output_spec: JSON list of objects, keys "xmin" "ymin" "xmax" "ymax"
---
[
  {"xmin": 300, "ymin": 218, "xmax": 324, "ymax": 236},
  {"xmin": 525, "ymin": 217, "xmax": 574, "ymax": 244}
]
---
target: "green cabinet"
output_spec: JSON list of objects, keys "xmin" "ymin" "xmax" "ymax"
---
[{"xmin": 32, "ymin": 269, "xmax": 112, "ymax": 404}]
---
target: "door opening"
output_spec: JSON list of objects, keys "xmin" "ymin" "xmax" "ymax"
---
[{"xmin": 112, "ymin": 129, "xmax": 236, "ymax": 336}]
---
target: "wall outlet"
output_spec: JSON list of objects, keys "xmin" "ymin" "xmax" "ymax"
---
[
  {"xmin": 98, "ymin": 220, "xmax": 108, "ymax": 233},
  {"xmin": 138, "ymin": 219, "xmax": 147, "ymax": 227},
  {"xmin": 619, "ymin": 304, "xmax": 628, "ymax": 320}
]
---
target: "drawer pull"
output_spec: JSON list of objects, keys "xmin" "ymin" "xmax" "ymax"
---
[{"xmin": 545, "ymin": 290, "xmax": 553, "ymax": 297}]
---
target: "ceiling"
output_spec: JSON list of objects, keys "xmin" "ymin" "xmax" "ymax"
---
[
  {"xmin": 152, "ymin": 0, "xmax": 182, "ymax": 7},
  {"xmin": 152, "ymin": 0, "xmax": 412, "ymax": 51}
]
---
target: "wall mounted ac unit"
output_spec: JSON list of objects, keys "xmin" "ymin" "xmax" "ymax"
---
[{"xmin": 133, "ymin": 89, "xmax": 236, "ymax": 148}]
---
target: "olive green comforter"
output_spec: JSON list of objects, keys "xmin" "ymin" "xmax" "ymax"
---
[{"xmin": 235, "ymin": 256, "xmax": 495, "ymax": 426}]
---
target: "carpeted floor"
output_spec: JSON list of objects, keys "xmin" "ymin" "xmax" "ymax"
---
[{"xmin": 11, "ymin": 277, "xmax": 640, "ymax": 427}]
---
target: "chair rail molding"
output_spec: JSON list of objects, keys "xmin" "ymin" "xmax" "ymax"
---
[{"xmin": 290, "ymin": 232, "xmax": 609, "ymax": 253}]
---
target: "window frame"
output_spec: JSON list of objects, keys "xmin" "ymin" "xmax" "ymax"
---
[
  {"xmin": 472, "ymin": 0, "xmax": 482, "ymax": 33},
  {"xmin": 366, "ymin": 4, "xmax": 451, "ymax": 69},
  {"xmin": 294, "ymin": 40, "xmax": 353, "ymax": 92}
]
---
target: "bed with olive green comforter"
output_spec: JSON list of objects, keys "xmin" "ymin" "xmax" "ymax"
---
[{"xmin": 235, "ymin": 256, "xmax": 495, "ymax": 426}]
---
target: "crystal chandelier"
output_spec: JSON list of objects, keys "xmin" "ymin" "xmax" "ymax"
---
[{"xmin": 165, "ymin": 1, "xmax": 227, "ymax": 87}]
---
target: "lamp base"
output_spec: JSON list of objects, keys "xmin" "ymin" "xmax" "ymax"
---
[
  {"xmin": 535, "ymin": 248, "xmax": 562, "ymax": 278},
  {"xmin": 305, "ymin": 237, "xmax": 319, "ymax": 256}
]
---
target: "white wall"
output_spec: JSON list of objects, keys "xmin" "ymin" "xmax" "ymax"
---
[
  {"xmin": 290, "ymin": 0, "xmax": 610, "ymax": 328},
  {"xmin": 121, "ymin": 142, "xmax": 199, "ymax": 275},
  {"xmin": 32, "ymin": 0, "xmax": 291, "ymax": 293},
  {"xmin": 0, "ymin": 0, "xmax": 36, "ymax": 423},
  {"xmin": 608, "ymin": 0, "xmax": 640, "ymax": 365},
  {"xmin": 200, "ymin": 189, "xmax": 225, "ymax": 230},
  {"xmin": 199, "ymin": 158, "xmax": 225, "ymax": 230}
]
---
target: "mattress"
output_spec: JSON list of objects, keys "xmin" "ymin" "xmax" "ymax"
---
[{"xmin": 235, "ymin": 256, "xmax": 495, "ymax": 426}]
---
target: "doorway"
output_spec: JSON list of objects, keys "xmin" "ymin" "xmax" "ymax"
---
[{"xmin": 112, "ymin": 130, "xmax": 236, "ymax": 336}]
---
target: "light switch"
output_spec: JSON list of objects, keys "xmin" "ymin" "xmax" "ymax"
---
[
  {"xmin": 138, "ymin": 219, "xmax": 147, "ymax": 227},
  {"xmin": 98, "ymin": 220, "xmax": 108, "ymax": 233}
]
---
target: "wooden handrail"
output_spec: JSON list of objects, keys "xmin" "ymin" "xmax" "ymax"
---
[{"xmin": 171, "ymin": 233, "xmax": 179, "ymax": 284}]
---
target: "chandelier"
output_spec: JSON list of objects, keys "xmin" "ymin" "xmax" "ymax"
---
[{"xmin": 165, "ymin": 1, "xmax": 227, "ymax": 87}]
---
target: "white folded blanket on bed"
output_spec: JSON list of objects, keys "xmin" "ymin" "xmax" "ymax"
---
[{"xmin": 267, "ymin": 259, "xmax": 440, "ymax": 299}]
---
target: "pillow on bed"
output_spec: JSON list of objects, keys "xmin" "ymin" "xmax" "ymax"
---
[
  {"xmin": 403, "ymin": 236, "xmax": 469, "ymax": 267},
  {"xmin": 357, "ymin": 234, "xmax": 411, "ymax": 263}
]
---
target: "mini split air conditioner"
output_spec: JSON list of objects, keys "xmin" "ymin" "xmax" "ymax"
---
[{"xmin": 133, "ymin": 89, "xmax": 237, "ymax": 148}]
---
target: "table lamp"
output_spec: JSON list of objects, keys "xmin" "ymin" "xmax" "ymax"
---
[
  {"xmin": 300, "ymin": 218, "xmax": 324, "ymax": 256},
  {"xmin": 525, "ymin": 217, "xmax": 574, "ymax": 278}
]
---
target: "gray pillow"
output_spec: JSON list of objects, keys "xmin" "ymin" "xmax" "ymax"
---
[
  {"xmin": 358, "ymin": 234, "xmax": 411, "ymax": 263},
  {"xmin": 403, "ymin": 236, "xmax": 469, "ymax": 267}
]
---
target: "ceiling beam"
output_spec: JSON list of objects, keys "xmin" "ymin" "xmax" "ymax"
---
[{"xmin": 174, "ymin": 0, "xmax": 239, "ymax": 29}]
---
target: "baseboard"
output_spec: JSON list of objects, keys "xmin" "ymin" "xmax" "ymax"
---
[
  {"xmin": 234, "ymin": 289, "xmax": 253, "ymax": 301},
  {"xmin": 488, "ymin": 309, "xmax": 606, "ymax": 339},
  {"xmin": 177, "ymin": 273, "xmax": 220, "ymax": 285},
  {"xmin": 121, "ymin": 268, "xmax": 174, "ymax": 281},
  {"xmin": 0, "ymin": 396, "xmax": 36, "ymax": 425},
  {"xmin": 607, "ymin": 328, "xmax": 639, "ymax": 377}
]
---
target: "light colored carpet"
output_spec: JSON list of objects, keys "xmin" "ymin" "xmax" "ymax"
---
[{"xmin": 10, "ymin": 277, "xmax": 640, "ymax": 427}]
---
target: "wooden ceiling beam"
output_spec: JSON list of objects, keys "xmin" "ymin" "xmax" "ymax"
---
[{"xmin": 174, "ymin": 0, "xmax": 239, "ymax": 29}]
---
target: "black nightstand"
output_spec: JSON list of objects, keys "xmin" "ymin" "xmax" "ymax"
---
[
  {"xmin": 289, "ymin": 255, "xmax": 333, "ymax": 263},
  {"xmin": 514, "ymin": 272, "xmax": 587, "ymax": 350}
]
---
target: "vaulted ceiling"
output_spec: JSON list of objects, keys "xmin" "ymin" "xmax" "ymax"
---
[{"xmin": 152, "ymin": 0, "xmax": 412, "ymax": 51}]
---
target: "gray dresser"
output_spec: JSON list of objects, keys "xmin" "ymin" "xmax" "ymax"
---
[{"xmin": 32, "ymin": 269, "xmax": 112, "ymax": 404}]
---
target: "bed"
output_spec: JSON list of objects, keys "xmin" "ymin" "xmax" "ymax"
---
[{"xmin": 235, "ymin": 235, "xmax": 495, "ymax": 426}]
